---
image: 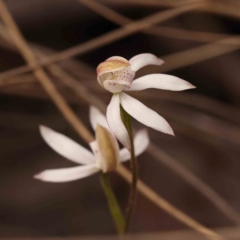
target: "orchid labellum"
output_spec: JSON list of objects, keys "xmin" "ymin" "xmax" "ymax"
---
[{"xmin": 97, "ymin": 53, "xmax": 195, "ymax": 150}]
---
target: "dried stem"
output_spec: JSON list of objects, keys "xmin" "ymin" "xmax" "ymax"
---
[
  {"xmin": 0, "ymin": 2, "xmax": 203, "ymax": 80},
  {"xmin": 79, "ymin": 0, "xmax": 237, "ymax": 44},
  {"xmin": 106, "ymin": 0, "xmax": 240, "ymax": 20},
  {"xmin": 117, "ymin": 165, "xmax": 224, "ymax": 240},
  {"xmin": 0, "ymin": 0, "xmax": 94, "ymax": 144}
]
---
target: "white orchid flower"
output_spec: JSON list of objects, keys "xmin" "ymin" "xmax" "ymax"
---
[
  {"xmin": 97, "ymin": 53, "xmax": 196, "ymax": 150},
  {"xmin": 34, "ymin": 106, "xmax": 149, "ymax": 183}
]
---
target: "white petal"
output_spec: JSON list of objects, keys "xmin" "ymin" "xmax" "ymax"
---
[
  {"xmin": 120, "ymin": 93, "xmax": 174, "ymax": 135},
  {"xmin": 40, "ymin": 126, "xmax": 95, "ymax": 165},
  {"xmin": 129, "ymin": 53, "xmax": 164, "ymax": 72},
  {"xmin": 107, "ymin": 94, "xmax": 131, "ymax": 150},
  {"xmin": 120, "ymin": 129, "xmax": 150, "ymax": 162},
  {"xmin": 89, "ymin": 106, "xmax": 109, "ymax": 131},
  {"xmin": 34, "ymin": 165, "xmax": 99, "ymax": 183},
  {"xmin": 125, "ymin": 74, "xmax": 196, "ymax": 92}
]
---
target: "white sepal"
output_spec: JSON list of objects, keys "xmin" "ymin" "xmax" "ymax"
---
[
  {"xmin": 129, "ymin": 53, "xmax": 164, "ymax": 72},
  {"xmin": 107, "ymin": 94, "xmax": 131, "ymax": 150},
  {"xmin": 120, "ymin": 93, "xmax": 174, "ymax": 136},
  {"xmin": 40, "ymin": 126, "xmax": 95, "ymax": 165},
  {"xmin": 34, "ymin": 164, "xmax": 99, "ymax": 183},
  {"xmin": 125, "ymin": 74, "xmax": 196, "ymax": 92}
]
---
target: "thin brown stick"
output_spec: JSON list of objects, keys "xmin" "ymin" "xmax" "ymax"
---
[
  {"xmin": 117, "ymin": 165, "xmax": 223, "ymax": 240},
  {"xmin": 106, "ymin": 0, "xmax": 240, "ymax": 20},
  {"xmin": 0, "ymin": 0, "xmax": 94, "ymax": 144},
  {"xmin": 0, "ymin": 2, "xmax": 225, "ymax": 239},
  {"xmin": 1, "ymin": 0, "xmax": 240, "ymax": 81},
  {"xmin": 0, "ymin": 2, "xmax": 206, "ymax": 81},
  {"xmin": 148, "ymin": 145, "xmax": 240, "ymax": 225},
  {"xmin": 0, "ymin": 74, "xmax": 35, "ymax": 87},
  {"xmin": 79, "ymin": 0, "xmax": 236, "ymax": 44},
  {"xmin": 159, "ymin": 37, "xmax": 240, "ymax": 72},
  {"xmin": 104, "ymin": 0, "xmax": 201, "ymax": 8}
]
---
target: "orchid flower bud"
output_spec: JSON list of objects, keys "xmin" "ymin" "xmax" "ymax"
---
[{"xmin": 97, "ymin": 56, "xmax": 135, "ymax": 93}]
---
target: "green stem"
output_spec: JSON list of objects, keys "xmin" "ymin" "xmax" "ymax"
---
[
  {"xmin": 120, "ymin": 106, "xmax": 138, "ymax": 233},
  {"xmin": 100, "ymin": 172, "xmax": 125, "ymax": 235}
]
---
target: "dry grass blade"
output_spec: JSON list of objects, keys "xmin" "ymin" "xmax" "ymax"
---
[
  {"xmin": 106, "ymin": 0, "xmax": 240, "ymax": 20},
  {"xmin": 0, "ymin": 2, "xmax": 205, "ymax": 81},
  {"xmin": 0, "ymin": 0, "xmax": 94, "ymax": 144},
  {"xmin": 117, "ymin": 165, "xmax": 224, "ymax": 240},
  {"xmin": 79, "ymin": 0, "xmax": 237, "ymax": 44},
  {"xmin": 0, "ymin": 1, "xmax": 225, "ymax": 239},
  {"xmin": 160, "ymin": 37, "xmax": 240, "ymax": 72}
]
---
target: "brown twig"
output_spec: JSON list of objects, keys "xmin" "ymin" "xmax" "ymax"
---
[
  {"xmin": 117, "ymin": 165, "xmax": 224, "ymax": 240},
  {"xmin": 106, "ymin": 0, "xmax": 240, "ymax": 20},
  {"xmin": 0, "ymin": 0, "xmax": 94, "ymax": 144},
  {"xmin": 0, "ymin": 2, "xmax": 205, "ymax": 81},
  {"xmin": 1, "ymin": 0, "xmax": 240, "ymax": 81},
  {"xmin": 79, "ymin": 0, "xmax": 236, "ymax": 44}
]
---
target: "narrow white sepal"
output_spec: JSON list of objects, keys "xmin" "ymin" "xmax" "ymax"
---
[
  {"xmin": 120, "ymin": 129, "xmax": 150, "ymax": 162},
  {"xmin": 129, "ymin": 53, "xmax": 164, "ymax": 72},
  {"xmin": 34, "ymin": 164, "xmax": 99, "ymax": 183},
  {"xmin": 106, "ymin": 94, "xmax": 131, "ymax": 150},
  {"xmin": 40, "ymin": 125, "xmax": 95, "ymax": 165},
  {"xmin": 120, "ymin": 93, "xmax": 174, "ymax": 136},
  {"xmin": 89, "ymin": 106, "xmax": 109, "ymax": 131},
  {"xmin": 125, "ymin": 74, "xmax": 196, "ymax": 92}
]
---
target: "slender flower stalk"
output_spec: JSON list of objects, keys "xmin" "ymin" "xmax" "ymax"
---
[
  {"xmin": 34, "ymin": 106, "xmax": 149, "ymax": 234},
  {"xmin": 120, "ymin": 106, "xmax": 137, "ymax": 232},
  {"xmin": 100, "ymin": 172, "xmax": 125, "ymax": 234}
]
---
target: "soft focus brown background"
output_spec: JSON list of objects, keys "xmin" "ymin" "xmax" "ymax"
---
[{"xmin": 0, "ymin": 0, "xmax": 240, "ymax": 239}]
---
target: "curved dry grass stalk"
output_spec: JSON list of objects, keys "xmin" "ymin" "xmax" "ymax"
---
[
  {"xmin": 117, "ymin": 165, "xmax": 224, "ymax": 240},
  {"xmin": 105, "ymin": 0, "xmax": 205, "ymax": 8},
  {"xmin": 0, "ymin": 1, "xmax": 226, "ymax": 239},
  {"xmin": 0, "ymin": 0, "xmax": 94, "ymax": 144},
  {"xmin": 0, "ymin": 74, "xmax": 35, "ymax": 87},
  {"xmin": 0, "ymin": 2, "xmax": 210, "ymax": 81},
  {"xmin": 79, "ymin": 0, "xmax": 237, "ymax": 44},
  {"xmin": 160, "ymin": 38, "xmax": 240, "ymax": 72},
  {"xmin": 136, "ymin": 91, "xmax": 240, "ymax": 125},
  {"xmin": 106, "ymin": 0, "xmax": 240, "ymax": 19}
]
